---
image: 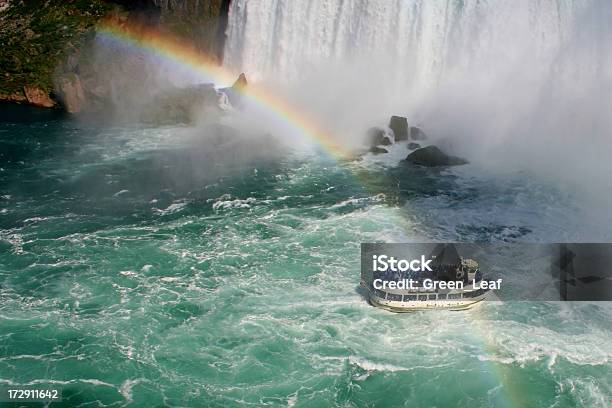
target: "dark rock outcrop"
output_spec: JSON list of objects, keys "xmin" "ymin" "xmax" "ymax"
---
[
  {"xmin": 366, "ymin": 127, "xmax": 392, "ymax": 147},
  {"xmin": 139, "ymin": 83, "xmax": 222, "ymax": 124},
  {"xmin": 23, "ymin": 86, "xmax": 55, "ymax": 108},
  {"xmin": 369, "ymin": 146, "xmax": 389, "ymax": 155},
  {"xmin": 410, "ymin": 126, "xmax": 427, "ymax": 141},
  {"xmin": 404, "ymin": 146, "xmax": 468, "ymax": 167},
  {"xmin": 232, "ymin": 73, "xmax": 248, "ymax": 91},
  {"xmin": 221, "ymin": 73, "xmax": 249, "ymax": 107},
  {"xmin": 389, "ymin": 116, "xmax": 409, "ymax": 142},
  {"xmin": 407, "ymin": 142, "xmax": 421, "ymax": 150},
  {"xmin": 0, "ymin": 91, "xmax": 27, "ymax": 104},
  {"xmin": 88, "ymin": 0, "xmax": 231, "ymax": 61},
  {"xmin": 150, "ymin": 0, "xmax": 231, "ymax": 63}
]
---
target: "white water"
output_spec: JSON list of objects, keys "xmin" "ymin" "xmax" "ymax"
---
[{"xmin": 224, "ymin": 0, "xmax": 591, "ymax": 90}]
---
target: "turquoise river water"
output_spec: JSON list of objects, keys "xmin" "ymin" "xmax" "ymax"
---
[{"xmin": 0, "ymin": 105, "xmax": 611, "ymax": 407}]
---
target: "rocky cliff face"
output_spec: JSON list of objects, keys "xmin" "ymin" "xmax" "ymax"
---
[
  {"xmin": 151, "ymin": 0, "xmax": 230, "ymax": 62},
  {"xmin": 0, "ymin": 0, "xmax": 111, "ymax": 107},
  {"xmin": 0, "ymin": 0, "xmax": 231, "ymax": 111}
]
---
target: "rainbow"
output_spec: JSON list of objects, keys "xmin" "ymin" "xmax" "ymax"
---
[
  {"xmin": 96, "ymin": 22, "xmax": 524, "ymax": 407},
  {"xmin": 97, "ymin": 20, "xmax": 350, "ymax": 158}
]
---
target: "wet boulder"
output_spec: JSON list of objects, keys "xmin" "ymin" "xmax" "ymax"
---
[
  {"xmin": 389, "ymin": 115, "xmax": 409, "ymax": 141},
  {"xmin": 410, "ymin": 126, "xmax": 427, "ymax": 141},
  {"xmin": 407, "ymin": 142, "xmax": 421, "ymax": 150},
  {"xmin": 366, "ymin": 127, "xmax": 392, "ymax": 147},
  {"xmin": 404, "ymin": 146, "xmax": 468, "ymax": 167},
  {"xmin": 370, "ymin": 146, "xmax": 389, "ymax": 155}
]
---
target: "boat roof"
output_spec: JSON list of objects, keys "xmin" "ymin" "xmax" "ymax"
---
[
  {"xmin": 430, "ymin": 244, "xmax": 461, "ymax": 266},
  {"xmin": 462, "ymin": 258, "xmax": 479, "ymax": 269}
]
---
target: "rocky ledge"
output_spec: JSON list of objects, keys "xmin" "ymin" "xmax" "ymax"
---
[
  {"xmin": 404, "ymin": 145, "xmax": 469, "ymax": 167},
  {"xmin": 140, "ymin": 83, "xmax": 223, "ymax": 125},
  {"xmin": 361, "ymin": 114, "xmax": 469, "ymax": 166}
]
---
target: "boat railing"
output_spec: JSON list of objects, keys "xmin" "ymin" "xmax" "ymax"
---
[{"xmin": 372, "ymin": 286, "xmax": 489, "ymax": 302}]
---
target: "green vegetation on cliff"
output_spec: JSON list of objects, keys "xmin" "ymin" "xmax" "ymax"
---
[
  {"xmin": 0, "ymin": 0, "xmax": 111, "ymax": 99},
  {"xmin": 0, "ymin": 0, "xmax": 230, "ymax": 109}
]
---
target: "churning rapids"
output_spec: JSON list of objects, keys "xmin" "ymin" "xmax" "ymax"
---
[
  {"xmin": 2, "ymin": 0, "xmax": 612, "ymax": 407},
  {"xmin": 1, "ymin": 106, "xmax": 610, "ymax": 407}
]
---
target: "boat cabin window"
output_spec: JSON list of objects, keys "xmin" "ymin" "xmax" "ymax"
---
[
  {"xmin": 387, "ymin": 293, "xmax": 402, "ymax": 301},
  {"xmin": 438, "ymin": 293, "xmax": 447, "ymax": 300},
  {"xmin": 404, "ymin": 295, "xmax": 417, "ymax": 301},
  {"xmin": 428, "ymin": 294, "xmax": 437, "ymax": 300},
  {"xmin": 448, "ymin": 293, "xmax": 462, "ymax": 300},
  {"xmin": 418, "ymin": 295, "xmax": 427, "ymax": 301}
]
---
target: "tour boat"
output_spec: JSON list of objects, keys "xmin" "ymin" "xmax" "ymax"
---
[{"xmin": 362, "ymin": 245, "xmax": 492, "ymax": 312}]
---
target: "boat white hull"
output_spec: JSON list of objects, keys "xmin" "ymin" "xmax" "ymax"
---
[{"xmin": 369, "ymin": 292, "xmax": 487, "ymax": 312}]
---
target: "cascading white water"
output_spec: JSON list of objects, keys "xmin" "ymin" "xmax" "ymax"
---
[
  {"xmin": 222, "ymin": 0, "xmax": 611, "ymax": 133},
  {"xmin": 224, "ymin": 0, "xmax": 592, "ymax": 89}
]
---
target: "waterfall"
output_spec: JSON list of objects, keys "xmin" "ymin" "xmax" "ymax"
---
[
  {"xmin": 223, "ymin": 1, "xmax": 601, "ymax": 88},
  {"xmin": 221, "ymin": 0, "xmax": 612, "ymax": 137},
  {"xmin": 222, "ymin": 0, "xmax": 612, "ymax": 206}
]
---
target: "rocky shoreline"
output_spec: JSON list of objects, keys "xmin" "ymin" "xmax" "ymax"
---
[{"xmin": 0, "ymin": 0, "xmax": 230, "ymax": 112}]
